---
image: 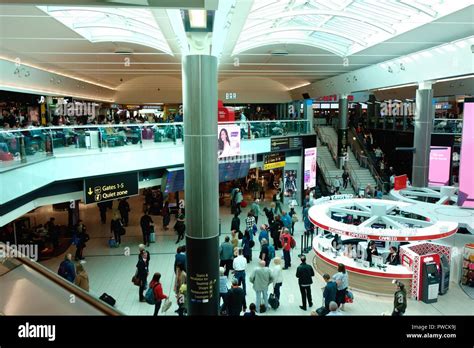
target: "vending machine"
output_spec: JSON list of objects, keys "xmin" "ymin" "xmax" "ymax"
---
[{"xmin": 421, "ymin": 260, "xmax": 440, "ymax": 303}]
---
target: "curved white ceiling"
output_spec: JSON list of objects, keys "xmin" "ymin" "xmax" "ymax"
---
[
  {"xmin": 233, "ymin": 0, "xmax": 472, "ymax": 57},
  {"xmin": 37, "ymin": 6, "xmax": 173, "ymax": 55}
]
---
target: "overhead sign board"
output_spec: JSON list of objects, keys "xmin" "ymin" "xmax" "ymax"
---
[
  {"xmin": 84, "ymin": 173, "xmax": 139, "ymax": 204},
  {"xmin": 263, "ymin": 152, "xmax": 286, "ymax": 170},
  {"xmin": 271, "ymin": 136, "xmax": 303, "ymax": 151}
]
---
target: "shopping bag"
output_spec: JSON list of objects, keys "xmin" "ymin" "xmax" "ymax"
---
[
  {"xmin": 149, "ymin": 232, "xmax": 156, "ymax": 243},
  {"xmin": 161, "ymin": 298, "xmax": 172, "ymax": 313}
]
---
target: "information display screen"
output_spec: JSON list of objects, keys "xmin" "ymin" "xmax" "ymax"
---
[
  {"xmin": 304, "ymin": 147, "xmax": 317, "ymax": 189},
  {"xmin": 219, "ymin": 162, "xmax": 250, "ymax": 182},
  {"xmin": 428, "ymin": 146, "xmax": 451, "ymax": 186},
  {"xmin": 162, "ymin": 168, "xmax": 185, "ymax": 193}
]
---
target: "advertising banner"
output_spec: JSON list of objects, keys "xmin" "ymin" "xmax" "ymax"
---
[
  {"xmin": 394, "ymin": 174, "xmax": 408, "ymax": 190},
  {"xmin": 458, "ymin": 98, "xmax": 474, "ymax": 208},
  {"xmin": 284, "ymin": 170, "xmax": 297, "ymax": 198},
  {"xmin": 304, "ymin": 147, "xmax": 317, "ymax": 189},
  {"xmin": 428, "ymin": 146, "xmax": 451, "ymax": 186},
  {"xmin": 218, "ymin": 124, "xmax": 240, "ymax": 158}
]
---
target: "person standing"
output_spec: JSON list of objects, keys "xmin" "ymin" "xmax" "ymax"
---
[
  {"xmin": 273, "ymin": 189, "xmax": 283, "ymax": 215},
  {"xmin": 326, "ymin": 301, "xmax": 343, "ymax": 316},
  {"xmin": 249, "ymin": 260, "xmax": 273, "ymax": 313},
  {"xmin": 321, "ymin": 273, "xmax": 337, "ymax": 315},
  {"xmin": 174, "ymin": 245, "xmax": 186, "ymax": 272},
  {"xmin": 140, "ymin": 211, "xmax": 154, "ymax": 247},
  {"xmin": 386, "ymin": 246, "xmax": 400, "ymax": 266},
  {"xmin": 118, "ymin": 198, "xmax": 130, "ymax": 226},
  {"xmin": 332, "ymin": 263, "xmax": 349, "ymax": 310},
  {"xmin": 58, "ymin": 253, "xmax": 76, "ymax": 283},
  {"xmin": 296, "ymin": 256, "xmax": 314, "ymax": 311},
  {"xmin": 235, "ymin": 189, "xmax": 243, "ymax": 215},
  {"xmin": 74, "ymin": 263, "xmax": 90, "ymax": 292},
  {"xmin": 242, "ymin": 230, "xmax": 252, "ymax": 263},
  {"xmin": 243, "ymin": 303, "xmax": 258, "ymax": 317},
  {"xmin": 97, "ymin": 202, "xmax": 107, "ymax": 224},
  {"xmin": 174, "ymin": 263, "xmax": 187, "ymax": 306},
  {"xmin": 136, "ymin": 251, "xmax": 149, "ymax": 302},
  {"xmin": 259, "ymin": 238, "xmax": 271, "ymax": 267},
  {"xmin": 280, "ymin": 228, "xmax": 292, "ymax": 269},
  {"xmin": 219, "ymin": 236, "xmax": 234, "ymax": 276},
  {"xmin": 138, "ymin": 244, "xmax": 151, "ymax": 268},
  {"xmin": 161, "ymin": 201, "xmax": 171, "ymax": 230},
  {"xmin": 232, "ymin": 249, "xmax": 247, "ymax": 295},
  {"xmin": 342, "ymin": 170, "xmax": 350, "ymax": 190},
  {"xmin": 149, "ymin": 272, "xmax": 168, "ymax": 316},
  {"xmin": 271, "ymin": 257, "xmax": 283, "ymax": 301},
  {"xmin": 392, "ymin": 281, "xmax": 407, "ymax": 316},
  {"xmin": 245, "ymin": 211, "xmax": 256, "ymax": 240},
  {"xmin": 281, "ymin": 211, "xmax": 292, "ymax": 235},
  {"xmin": 174, "ymin": 208, "xmax": 186, "ymax": 244},
  {"xmin": 251, "ymin": 198, "xmax": 261, "ymax": 225},
  {"xmin": 226, "ymin": 278, "xmax": 246, "ymax": 316},
  {"xmin": 231, "ymin": 213, "xmax": 241, "ymax": 234},
  {"xmin": 263, "ymin": 206, "xmax": 275, "ymax": 226},
  {"xmin": 270, "ymin": 215, "xmax": 283, "ymax": 251},
  {"xmin": 332, "ymin": 176, "xmax": 342, "ymax": 194}
]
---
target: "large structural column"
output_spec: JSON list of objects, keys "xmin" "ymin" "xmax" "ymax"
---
[
  {"xmin": 183, "ymin": 55, "xmax": 219, "ymax": 315},
  {"xmin": 412, "ymin": 82, "xmax": 434, "ymax": 187},
  {"xmin": 304, "ymin": 98, "xmax": 314, "ymax": 133},
  {"xmin": 338, "ymin": 95, "xmax": 349, "ymax": 169}
]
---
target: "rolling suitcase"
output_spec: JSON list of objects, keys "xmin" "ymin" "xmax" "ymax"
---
[{"xmin": 100, "ymin": 293, "xmax": 116, "ymax": 307}]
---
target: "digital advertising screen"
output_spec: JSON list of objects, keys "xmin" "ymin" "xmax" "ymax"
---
[
  {"xmin": 458, "ymin": 98, "xmax": 474, "ymax": 208},
  {"xmin": 284, "ymin": 170, "xmax": 297, "ymax": 198},
  {"xmin": 428, "ymin": 146, "xmax": 451, "ymax": 187},
  {"xmin": 218, "ymin": 124, "xmax": 240, "ymax": 158},
  {"xmin": 304, "ymin": 147, "xmax": 317, "ymax": 190}
]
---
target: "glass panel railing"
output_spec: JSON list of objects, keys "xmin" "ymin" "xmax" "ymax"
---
[
  {"xmin": 0, "ymin": 120, "xmax": 311, "ymax": 171},
  {"xmin": 433, "ymin": 119, "xmax": 463, "ymax": 134}
]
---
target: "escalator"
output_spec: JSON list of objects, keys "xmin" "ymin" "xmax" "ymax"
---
[
  {"xmin": 0, "ymin": 242, "xmax": 122, "ymax": 315},
  {"xmin": 316, "ymin": 163, "xmax": 330, "ymax": 198}
]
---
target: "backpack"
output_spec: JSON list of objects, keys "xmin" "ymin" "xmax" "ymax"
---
[
  {"xmin": 268, "ymin": 245, "xmax": 275, "ymax": 260},
  {"xmin": 290, "ymin": 236, "xmax": 296, "ymax": 249},
  {"xmin": 268, "ymin": 293, "xmax": 280, "ymax": 309},
  {"xmin": 145, "ymin": 284, "xmax": 158, "ymax": 305}
]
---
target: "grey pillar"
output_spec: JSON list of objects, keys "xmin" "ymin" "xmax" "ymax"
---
[
  {"xmin": 304, "ymin": 99, "xmax": 314, "ymax": 133},
  {"xmin": 338, "ymin": 96, "xmax": 348, "ymax": 169},
  {"xmin": 412, "ymin": 87, "xmax": 434, "ymax": 187},
  {"xmin": 182, "ymin": 55, "xmax": 219, "ymax": 316}
]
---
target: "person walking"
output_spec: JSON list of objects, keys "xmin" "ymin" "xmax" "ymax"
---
[
  {"xmin": 280, "ymin": 228, "xmax": 292, "ymax": 269},
  {"xmin": 263, "ymin": 206, "xmax": 275, "ymax": 226},
  {"xmin": 231, "ymin": 213, "xmax": 241, "ymax": 234},
  {"xmin": 245, "ymin": 211, "xmax": 257, "ymax": 240},
  {"xmin": 118, "ymin": 198, "xmax": 130, "ymax": 226},
  {"xmin": 332, "ymin": 176, "xmax": 342, "ymax": 194},
  {"xmin": 242, "ymin": 230, "xmax": 252, "ymax": 263},
  {"xmin": 140, "ymin": 211, "xmax": 154, "ymax": 247},
  {"xmin": 251, "ymin": 198, "xmax": 261, "ymax": 225},
  {"xmin": 74, "ymin": 220, "xmax": 89, "ymax": 262},
  {"xmin": 250, "ymin": 260, "xmax": 273, "ymax": 313},
  {"xmin": 271, "ymin": 257, "xmax": 283, "ymax": 301},
  {"xmin": 332, "ymin": 263, "xmax": 349, "ymax": 310},
  {"xmin": 273, "ymin": 189, "xmax": 283, "ymax": 215},
  {"xmin": 174, "ymin": 245, "xmax": 186, "ymax": 272},
  {"xmin": 74, "ymin": 263, "xmax": 89, "ymax": 292},
  {"xmin": 149, "ymin": 272, "xmax": 168, "ymax": 316},
  {"xmin": 289, "ymin": 207, "xmax": 298, "ymax": 236},
  {"xmin": 235, "ymin": 189, "xmax": 243, "ymax": 215},
  {"xmin": 136, "ymin": 251, "xmax": 149, "ymax": 302},
  {"xmin": 258, "ymin": 224, "xmax": 269, "ymax": 244},
  {"xmin": 281, "ymin": 211, "xmax": 292, "ymax": 235},
  {"xmin": 270, "ymin": 215, "xmax": 283, "ymax": 251},
  {"xmin": 296, "ymin": 256, "xmax": 314, "ymax": 311},
  {"xmin": 162, "ymin": 201, "xmax": 171, "ymax": 230},
  {"xmin": 226, "ymin": 278, "xmax": 246, "ymax": 316},
  {"xmin": 342, "ymin": 170, "xmax": 350, "ymax": 190},
  {"xmin": 232, "ymin": 249, "xmax": 247, "ymax": 295},
  {"xmin": 110, "ymin": 213, "xmax": 123, "ymax": 246},
  {"xmin": 97, "ymin": 202, "xmax": 107, "ymax": 224},
  {"xmin": 174, "ymin": 208, "xmax": 186, "ymax": 244},
  {"xmin": 219, "ymin": 267, "xmax": 229, "ymax": 314},
  {"xmin": 219, "ymin": 236, "xmax": 234, "ymax": 276},
  {"xmin": 392, "ymin": 281, "xmax": 407, "ymax": 316},
  {"xmin": 259, "ymin": 238, "xmax": 271, "ymax": 267},
  {"xmin": 58, "ymin": 253, "xmax": 76, "ymax": 283}
]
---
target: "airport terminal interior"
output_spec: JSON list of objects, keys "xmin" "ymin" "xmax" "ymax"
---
[{"xmin": 0, "ymin": 0, "xmax": 473, "ymax": 317}]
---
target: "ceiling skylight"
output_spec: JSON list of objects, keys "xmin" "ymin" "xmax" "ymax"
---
[
  {"xmin": 233, "ymin": 0, "xmax": 473, "ymax": 57},
  {"xmin": 38, "ymin": 6, "xmax": 173, "ymax": 55}
]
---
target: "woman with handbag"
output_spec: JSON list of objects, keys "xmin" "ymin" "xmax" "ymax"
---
[
  {"xmin": 332, "ymin": 263, "xmax": 349, "ymax": 311},
  {"xmin": 149, "ymin": 272, "xmax": 168, "ymax": 316},
  {"xmin": 136, "ymin": 252, "xmax": 149, "ymax": 302}
]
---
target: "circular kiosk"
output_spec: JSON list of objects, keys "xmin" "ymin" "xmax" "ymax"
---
[{"xmin": 309, "ymin": 198, "xmax": 458, "ymax": 295}]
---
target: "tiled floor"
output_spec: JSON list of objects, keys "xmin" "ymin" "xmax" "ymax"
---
[{"xmin": 32, "ymin": 192, "xmax": 474, "ymax": 316}]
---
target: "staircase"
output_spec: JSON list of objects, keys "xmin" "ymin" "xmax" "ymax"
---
[{"xmin": 317, "ymin": 126, "xmax": 377, "ymax": 194}]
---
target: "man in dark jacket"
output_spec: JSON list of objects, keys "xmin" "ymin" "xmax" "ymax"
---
[
  {"xmin": 140, "ymin": 211, "xmax": 154, "ymax": 247},
  {"xmin": 296, "ymin": 256, "xmax": 314, "ymax": 310},
  {"xmin": 219, "ymin": 236, "xmax": 234, "ymax": 276},
  {"xmin": 226, "ymin": 278, "xmax": 247, "ymax": 316},
  {"xmin": 58, "ymin": 253, "xmax": 76, "ymax": 282},
  {"xmin": 392, "ymin": 281, "xmax": 407, "ymax": 316},
  {"xmin": 118, "ymin": 198, "xmax": 130, "ymax": 226},
  {"xmin": 322, "ymin": 273, "xmax": 337, "ymax": 315},
  {"xmin": 136, "ymin": 252, "xmax": 149, "ymax": 302}
]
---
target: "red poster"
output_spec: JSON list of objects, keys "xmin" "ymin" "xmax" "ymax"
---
[{"xmin": 394, "ymin": 174, "xmax": 408, "ymax": 190}]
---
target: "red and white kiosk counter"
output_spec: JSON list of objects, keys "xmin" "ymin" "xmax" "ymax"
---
[{"xmin": 309, "ymin": 197, "xmax": 458, "ymax": 297}]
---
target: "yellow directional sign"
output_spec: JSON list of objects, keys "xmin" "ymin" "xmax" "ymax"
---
[{"xmin": 87, "ymin": 188, "xmax": 93, "ymax": 195}]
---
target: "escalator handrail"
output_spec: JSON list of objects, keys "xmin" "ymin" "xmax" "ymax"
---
[{"xmin": 1, "ymin": 242, "xmax": 122, "ymax": 316}]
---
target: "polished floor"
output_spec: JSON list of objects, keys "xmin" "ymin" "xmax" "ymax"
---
[{"xmin": 32, "ymin": 192, "xmax": 474, "ymax": 316}]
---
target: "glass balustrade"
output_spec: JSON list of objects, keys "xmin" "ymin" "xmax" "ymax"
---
[{"xmin": 0, "ymin": 120, "xmax": 310, "ymax": 171}]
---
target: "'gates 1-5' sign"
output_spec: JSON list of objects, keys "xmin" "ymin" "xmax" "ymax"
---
[{"xmin": 83, "ymin": 173, "xmax": 139, "ymax": 204}]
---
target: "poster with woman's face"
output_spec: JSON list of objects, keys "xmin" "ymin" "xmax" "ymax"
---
[
  {"xmin": 218, "ymin": 124, "xmax": 240, "ymax": 158},
  {"xmin": 284, "ymin": 170, "xmax": 297, "ymax": 197}
]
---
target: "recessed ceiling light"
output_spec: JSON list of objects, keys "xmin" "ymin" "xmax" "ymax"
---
[{"xmin": 189, "ymin": 10, "xmax": 207, "ymax": 28}]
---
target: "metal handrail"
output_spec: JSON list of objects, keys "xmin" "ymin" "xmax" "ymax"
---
[{"xmin": 0, "ymin": 242, "xmax": 122, "ymax": 315}]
